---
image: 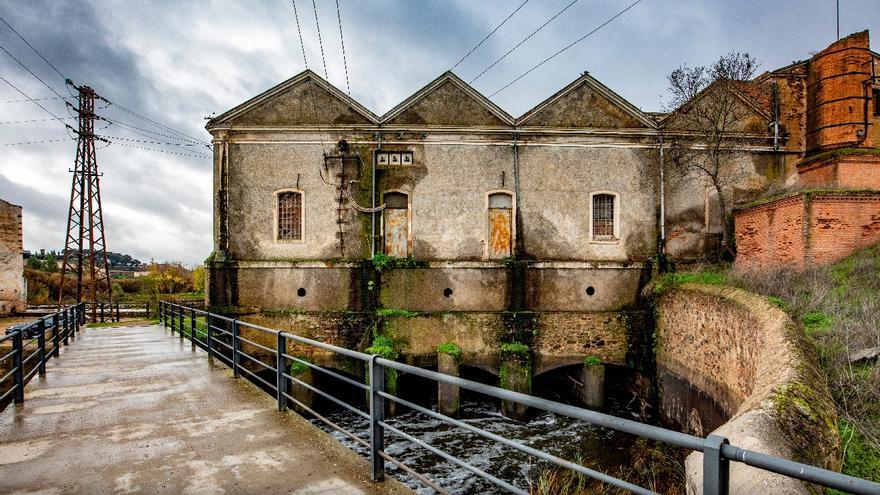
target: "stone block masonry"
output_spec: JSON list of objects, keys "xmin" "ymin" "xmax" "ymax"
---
[{"xmin": 734, "ymin": 191, "xmax": 880, "ymax": 271}]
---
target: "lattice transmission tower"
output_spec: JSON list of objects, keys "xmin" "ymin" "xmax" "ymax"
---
[{"xmin": 58, "ymin": 84, "xmax": 112, "ymax": 319}]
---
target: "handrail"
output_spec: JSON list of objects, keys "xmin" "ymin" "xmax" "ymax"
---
[
  {"xmin": 158, "ymin": 301, "xmax": 880, "ymax": 495},
  {"xmin": 1, "ymin": 303, "xmax": 84, "ymax": 410}
]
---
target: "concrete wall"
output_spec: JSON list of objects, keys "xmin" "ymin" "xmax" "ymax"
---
[
  {"xmin": 655, "ymin": 283, "xmax": 839, "ymax": 494},
  {"xmin": 734, "ymin": 191, "xmax": 880, "ymax": 271},
  {"xmin": 0, "ymin": 200, "xmax": 25, "ymax": 315}
]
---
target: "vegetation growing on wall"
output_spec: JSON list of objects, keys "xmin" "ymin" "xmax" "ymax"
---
[{"xmin": 437, "ymin": 342, "xmax": 461, "ymax": 361}]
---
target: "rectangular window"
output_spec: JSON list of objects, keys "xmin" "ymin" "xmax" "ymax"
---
[
  {"xmin": 592, "ymin": 194, "xmax": 615, "ymax": 238},
  {"xmin": 277, "ymin": 191, "xmax": 302, "ymax": 241}
]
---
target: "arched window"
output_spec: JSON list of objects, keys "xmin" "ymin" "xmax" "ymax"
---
[
  {"xmin": 487, "ymin": 192, "xmax": 513, "ymax": 259},
  {"xmin": 591, "ymin": 193, "xmax": 617, "ymax": 240},
  {"xmin": 276, "ymin": 190, "xmax": 303, "ymax": 241}
]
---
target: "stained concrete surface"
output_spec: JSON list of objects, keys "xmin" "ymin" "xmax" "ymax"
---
[{"xmin": 0, "ymin": 325, "xmax": 411, "ymax": 495}]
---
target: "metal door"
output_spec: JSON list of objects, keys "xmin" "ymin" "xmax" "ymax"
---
[
  {"xmin": 488, "ymin": 193, "xmax": 512, "ymax": 259},
  {"xmin": 383, "ymin": 192, "xmax": 409, "ymax": 257}
]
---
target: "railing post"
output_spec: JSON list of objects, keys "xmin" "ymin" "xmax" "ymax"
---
[
  {"xmin": 52, "ymin": 312, "xmax": 60, "ymax": 358},
  {"xmin": 703, "ymin": 434, "xmax": 730, "ymax": 495},
  {"xmin": 145, "ymin": 302, "xmax": 150, "ymax": 319},
  {"xmin": 276, "ymin": 331, "xmax": 287, "ymax": 412},
  {"xmin": 116, "ymin": 302, "xmax": 120, "ymax": 322},
  {"xmin": 190, "ymin": 307, "xmax": 196, "ymax": 348},
  {"xmin": 100, "ymin": 302, "xmax": 105, "ymax": 323},
  {"xmin": 11, "ymin": 331, "xmax": 24, "ymax": 404},
  {"xmin": 206, "ymin": 313, "xmax": 214, "ymax": 359},
  {"xmin": 369, "ymin": 355, "xmax": 385, "ymax": 481},
  {"xmin": 232, "ymin": 320, "xmax": 240, "ymax": 378},
  {"xmin": 63, "ymin": 308, "xmax": 70, "ymax": 346},
  {"xmin": 79, "ymin": 302, "xmax": 85, "ymax": 326},
  {"xmin": 37, "ymin": 319, "xmax": 46, "ymax": 375},
  {"xmin": 178, "ymin": 306, "xmax": 184, "ymax": 341}
]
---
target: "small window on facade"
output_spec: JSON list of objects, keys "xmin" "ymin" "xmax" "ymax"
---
[
  {"xmin": 592, "ymin": 194, "xmax": 615, "ymax": 239},
  {"xmin": 277, "ymin": 191, "xmax": 303, "ymax": 241}
]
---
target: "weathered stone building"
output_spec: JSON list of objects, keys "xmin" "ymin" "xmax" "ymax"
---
[
  {"xmin": 203, "ymin": 48, "xmax": 790, "ymax": 409},
  {"xmin": 0, "ymin": 199, "xmax": 26, "ymax": 315},
  {"xmin": 735, "ymin": 31, "xmax": 880, "ymax": 271}
]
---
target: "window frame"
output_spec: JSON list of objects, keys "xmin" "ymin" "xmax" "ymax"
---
[
  {"xmin": 485, "ymin": 189, "xmax": 516, "ymax": 259},
  {"xmin": 380, "ymin": 189, "xmax": 413, "ymax": 256},
  {"xmin": 273, "ymin": 188, "xmax": 305, "ymax": 244},
  {"xmin": 588, "ymin": 191, "xmax": 621, "ymax": 243}
]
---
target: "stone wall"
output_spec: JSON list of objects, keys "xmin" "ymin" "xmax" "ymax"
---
[
  {"xmin": 0, "ymin": 200, "xmax": 25, "ymax": 315},
  {"xmin": 734, "ymin": 191, "xmax": 880, "ymax": 271},
  {"xmin": 655, "ymin": 283, "xmax": 839, "ymax": 494}
]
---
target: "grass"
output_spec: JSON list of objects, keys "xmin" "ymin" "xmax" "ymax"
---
[
  {"xmin": 652, "ymin": 270, "xmax": 727, "ymax": 295},
  {"xmin": 728, "ymin": 244, "xmax": 880, "ymax": 481},
  {"xmin": 437, "ymin": 342, "xmax": 462, "ymax": 360},
  {"xmin": 376, "ymin": 308, "xmax": 421, "ymax": 318},
  {"xmin": 500, "ymin": 341, "xmax": 530, "ymax": 355}
]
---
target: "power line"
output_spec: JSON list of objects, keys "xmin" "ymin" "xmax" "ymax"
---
[
  {"xmin": 469, "ymin": 0, "xmax": 580, "ymax": 84},
  {"xmin": 108, "ymin": 141, "xmax": 210, "ymax": 159},
  {"xmin": 311, "ymin": 0, "xmax": 329, "ymax": 79},
  {"xmin": 335, "ymin": 0, "xmax": 351, "ymax": 101},
  {"xmin": 1, "ymin": 136, "xmax": 75, "ymax": 147},
  {"xmin": 0, "ymin": 44, "xmax": 70, "ymax": 101},
  {"xmin": 0, "ymin": 76, "xmax": 75, "ymax": 132},
  {"xmin": 489, "ymin": 0, "xmax": 645, "ymax": 97},
  {"xmin": 103, "ymin": 100, "xmax": 210, "ymax": 147},
  {"xmin": 291, "ymin": 0, "xmax": 309, "ymax": 69},
  {"xmin": 99, "ymin": 115, "xmax": 209, "ymax": 146},
  {"xmin": 99, "ymin": 134, "xmax": 212, "ymax": 152},
  {"xmin": 0, "ymin": 96, "xmax": 71, "ymax": 104},
  {"xmin": 0, "ymin": 14, "xmax": 66, "ymax": 79},
  {"xmin": 451, "ymin": 0, "xmax": 530, "ymax": 71},
  {"xmin": 0, "ymin": 116, "xmax": 76, "ymax": 125}
]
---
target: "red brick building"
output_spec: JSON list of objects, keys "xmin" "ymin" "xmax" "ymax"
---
[{"xmin": 734, "ymin": 31, "xmax": 880, "ymax": 271}]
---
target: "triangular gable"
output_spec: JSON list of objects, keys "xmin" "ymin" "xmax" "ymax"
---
[
  {"xmin": 207, "ymin": 70, "xmax": 378, "ymax": 128},
  {"xmin": 381, "ymin": 72, "xmax": 514, "ymax": 127},
  {"xmin": 517, "ymin": 73, "xmax": 655, "ymax": 128},
  {"xmin": 659, "ymin": 79, "xmax": 772, "ymax": 130}
]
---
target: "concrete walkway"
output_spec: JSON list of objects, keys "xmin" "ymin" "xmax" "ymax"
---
[{"xmin": 0, "ymin": 324, "xmax": 410, "ymax": 495}]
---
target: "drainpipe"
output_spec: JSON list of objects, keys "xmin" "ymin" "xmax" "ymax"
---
[
  {"xmin": 658, "ymin": 132, "xmax": 666, "ymax": 255},
  {"xmin": 513, "ymin": 130, "xmax": 521, "ymax": 256},
  {"xmin": 372, "ymin": 129, "xmax": 381, "ymax": 258},
  {"xmin": 772, "ymin": 81, "xmax": 780, "ymax": 152}
]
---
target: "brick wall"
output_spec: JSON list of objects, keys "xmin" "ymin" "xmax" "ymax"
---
[
  {"xmin": 734, "ymin": 191, "xmax": 880, "ymax": 271},
  {"xmin": 0, "ymin": 200, "xmax": 25, "ymax": 315},
  {"xmin": 805, "ymin": 31, "xmax": 874, "ymax": 153},
  {"xmin": 798, "ymin": 153, "xmax": 880, "ymax": 189}
]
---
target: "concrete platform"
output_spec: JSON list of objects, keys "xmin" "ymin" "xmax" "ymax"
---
[{"xmin": 0, "ymin": 324, "xmax": 410, "ymax": 495}]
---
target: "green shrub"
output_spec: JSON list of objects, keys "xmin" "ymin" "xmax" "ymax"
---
[
  {"xmin": 802, "ymin": 311, "xmax": 833, "ymax": 335},
  {"xmin": 583, "ymin": 356, "xmax": 602, "ymax": 366},
  {"xmin": 437, "ymin": 342, "xmax": 462, "ymax": 360},
  {"xmin": 500, "ymin": 341, "xmax": 530, "ymax": 355}
]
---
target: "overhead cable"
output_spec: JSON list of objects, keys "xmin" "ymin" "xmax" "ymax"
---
[
  {"xmin": 451, "ymin": 0, "xmax": 530, "ymax": 71},
  {"xmin": 489, "ymin": 0, "xmax": 645, "ymax": 97}
]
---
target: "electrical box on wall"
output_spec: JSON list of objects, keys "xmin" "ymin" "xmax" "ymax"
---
[{"xmin": 376, "ymin": 151, "xmax": 414, "ymax": 166}]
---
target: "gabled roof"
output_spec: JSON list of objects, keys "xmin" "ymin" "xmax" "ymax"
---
[
  {"xmin": 517, "ymin": 72, "xmax": 656, "ymax": 128},
  {"xmin": 659, "ymin": 78, "xmax": 773, "ymax": 128},
  {"xmin": 207, "ymin": 70, "xmax": 379, "ymax": 128},
  {"xmin": 380, "ymin": 71, "xmax": 515, "ymax": 126}
]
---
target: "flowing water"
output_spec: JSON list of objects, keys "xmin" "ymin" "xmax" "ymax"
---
[{"xmin": 307, "ymin": 384, "xmax": 645, "ymax": 494}]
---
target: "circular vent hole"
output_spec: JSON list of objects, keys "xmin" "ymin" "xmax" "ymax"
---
[
  {"xmin": 586, "ymin": 286, "xmax": 595, "ymax": 296},
  {"xmin": 443, "ymin": 288, "xmax": 453, "ymax": 298},
  {"xmin": 297, "ymin": 288, "xmax": 307, "ymax": 297}
]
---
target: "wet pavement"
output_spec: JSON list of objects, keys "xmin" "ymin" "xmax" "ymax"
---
[{"xmin": 0, "ymin": 324, "xmax": 410, "ymax": 495}]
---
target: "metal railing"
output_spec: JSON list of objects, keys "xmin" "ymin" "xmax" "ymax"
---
[
  {"xmin": 1, "ymin": 303, "xmax": 85, "ymax": 409},
  {"xmin": 158, "ymin": 301, "xmax": 880, "ymax": 495}
]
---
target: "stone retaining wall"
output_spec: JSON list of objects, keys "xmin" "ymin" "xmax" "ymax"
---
[{"xmin": 655, "ymin": 283, "xmax": 840, "ymax": 494}]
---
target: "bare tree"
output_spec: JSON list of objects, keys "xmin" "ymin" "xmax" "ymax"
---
[{"xmin": 664, "ymin": 52, "xmax": 761, "ymax": 256}]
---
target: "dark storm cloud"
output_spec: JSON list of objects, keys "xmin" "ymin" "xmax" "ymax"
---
[{"xmin": 0, "ymin": 0, "xmax": 878, "ymax": 265}]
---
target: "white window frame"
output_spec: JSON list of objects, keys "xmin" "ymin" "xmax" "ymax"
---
[
  {"xmin": 273, "ymin": 188, "xmax": 305, "ymax": 243},
  {"xmin": 588, "ymin": 190, "xmax": 620, "ymax": 243}
]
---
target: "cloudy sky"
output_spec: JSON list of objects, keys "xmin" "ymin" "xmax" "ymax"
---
[{"xmin": 1, "ymin": 0, "xmax": 877, "ymax": 266}]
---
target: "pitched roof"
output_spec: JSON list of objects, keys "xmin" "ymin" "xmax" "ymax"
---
[
  {"xmin": 517, "ymin": 72, "xmax": 656, "ymax": 128},
  {"xmin": 207, "ymin": 70, "xmax": 379, "ymax": 128},
  {"xmin": 380, "ymin": 71, "xmax": 514, "ymax": 126}
]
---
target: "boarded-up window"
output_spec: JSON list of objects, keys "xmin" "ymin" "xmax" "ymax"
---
[
  {"xmin": 488, "ymin": 193, "xmax": 513, "ymax": 259},
  {"xmin": 874, "ymin": 88, "xmax": 880, "ymax": 116},
  {"xmin": 277, "ymin": 191, "xmax": 303, "ymax": 241},
  {"xmin": 383, "ymin": 192, "xmax": 409, "ymax": 257},
  {"xmin": 592, "ymin": 194, "xmax": 615, "ymax": 239}
]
